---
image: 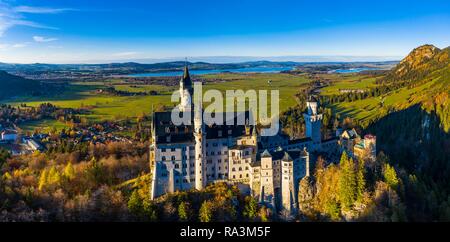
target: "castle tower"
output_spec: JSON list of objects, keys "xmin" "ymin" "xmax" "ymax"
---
[
  {"xmin": 303, "ymin": 96, "xmax": 323, "ymax": 146},
  {"xmin": 301, "ymin": 147, "xmax": 310, "ymax": 177},
  {"xmin": 281, "ymin": 152, "xmax": 297, "ymax": 213},
  {"xmin": 179, "ymin": 64, "xmax": 193, "ymax": 111},
  {"xmin": 260, "ymin": 150, "xmax": 275, "ymax": 209},
  {"xmin": 194, "ymin": 83, "xmax": 206, "ymax": 190}
]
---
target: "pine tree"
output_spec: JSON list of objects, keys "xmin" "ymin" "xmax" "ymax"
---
[
  {"xmin": 142, "ymin": 199, "xmax": 158, "ymax": 221},
  {"xmin": 338, "ymin": 152, "xmax": 357, "ymax": 210},
  {"xmin": 383, "ymin": 163, "xmax": 399, "ymax": 190},
  {"xmin": 128, "ymin": 189, "xmax": 143, "ymax": 217},
  {"xmin": 178, "ymin": 201, "xmax": 190, "ymax": 222},
  {"xmin": 243, "ymin": 196, "xmax": 258, "ymax": 221},
  {"xmin": 199, "ymin": 201, "xmax": 213, "ymax": 222},
  {"xmin": 356, "ymin": 159, "xmax": 366, "ymax": 202}
]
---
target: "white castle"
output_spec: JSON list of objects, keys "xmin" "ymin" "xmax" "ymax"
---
[{"xmin": 149, "ymin": 66, "xmax": 376, "ymax": 214}]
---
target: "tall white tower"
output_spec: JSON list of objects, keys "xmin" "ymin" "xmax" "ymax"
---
[
  {"xmin": 303, "ymin": 96, "xmax": 323, "ymax": 145},
  {"xmin": 194, "ymin": 83, "xmax": 206, "ymax": 190}
]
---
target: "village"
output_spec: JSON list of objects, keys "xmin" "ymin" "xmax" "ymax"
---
[{"xmin": 0, "ymin": 103, "xmax": 136, "ymax": 156}]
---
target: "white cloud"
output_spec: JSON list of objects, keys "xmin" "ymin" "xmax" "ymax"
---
[
  {"xmin": 12, "ymin": 43, "xmax": 27, "ymax": 48},
  {"xmin": 13, "ymin": 6, "xmax": 75, "ymax": 14},
  {"xmin": 0, "ymin": 1, "xmax": 68, "ymax": 36},
  {"xmin": 33, "ymin": 36, "xmax": 58, "ymax": 42},
  {"xmin": 0, "ymin": 42, "xmax": 27, "ymax": 50}
]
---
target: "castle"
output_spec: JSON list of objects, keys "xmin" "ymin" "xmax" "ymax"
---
[{"xmin": 149, "ymin": 66, "xmax": 376, "ymax": 214}]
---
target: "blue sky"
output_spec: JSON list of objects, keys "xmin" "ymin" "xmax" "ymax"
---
[{"xmin": 0, "ymin": 0, "xmax": 449, "ymax": 63}]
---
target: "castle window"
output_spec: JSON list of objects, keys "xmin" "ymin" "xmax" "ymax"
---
[
  {"xmin": 161, "ymin": 148, "xmax": 166, "ymax": 152},
  {"xmin": 232, "ymin": 168, "xmax": 236, "ymax": 172},
  {"xmin": 182, "ymin": 164, "xmax": 187, "ymax": 168},
  {"xmin": 171, "ymin": 156, "xmax": 176, "ymax": 161},
  {"xmin": 239, "ymin": 174, "xmax": 242, "ymax": 178},
  {"xmin": 245, "ymin": 167, "xmax": 249, "ymax": 170},
  {"xmin": 162, "ymin": 156, "xmax": 166, "ymax": 161},
  {"xmin": 218, "ymin": 159, "xmax": 222, "ymax": 163},
  {"xmin": 233, "ymin": 175, "xmax": 235, "ymax": 179},
  {"xmin": 246, "ymin": 174, "xmax": 249, "ymax": 177},
  {"xmin": 171, "ymin": 148, "xmax": 176, "ymax": 152},
  {"xmin": 239, "ymin": 167, "xmax": 242, "ymax": 171},
  {"xmin": 175, "ymin": 164, "xmax": 179, "ymax": 168}
]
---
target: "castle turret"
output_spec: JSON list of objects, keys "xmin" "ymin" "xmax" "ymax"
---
[
  {"xmin": 179, "ymin": 64, "xmax": 193, "ymax": 111},
  {"xmin": 303, "ymin": 96, "xmax": 323, "ymax": 146}
]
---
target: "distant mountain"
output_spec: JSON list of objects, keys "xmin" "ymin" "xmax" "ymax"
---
[
  {"xmin": 0, "ymin": 61, "xmax": 300, "ymax": 75},
  {"xmin": 0, "ymin": 60, "xmax": 396, "ymax": 76},
  {"xmin": 0, "ymin": 71, "xmax": 41, "ymax": 100}
]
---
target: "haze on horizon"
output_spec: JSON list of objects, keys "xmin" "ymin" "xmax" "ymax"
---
[{"xmin": 0, "ymin": 0, "xmax": 449, "ymax": 64}]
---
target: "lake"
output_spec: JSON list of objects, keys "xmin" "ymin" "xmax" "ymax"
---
[
  {"xmin": 330, "ymin": 67, "xmax": 378, "ymax": 73},
  {"xmin": 127, "ymin": 67, "xmax": 293, "ymax": 77}
]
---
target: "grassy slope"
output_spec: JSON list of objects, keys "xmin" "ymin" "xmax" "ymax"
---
[{"xmin": 322, "ymin": 67, "xmax": 450, "ymax": 128}]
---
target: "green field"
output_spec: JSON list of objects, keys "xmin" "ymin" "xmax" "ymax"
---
[
  {"xmin": 7, "ymin": 73, "xmax": 310, "ymax": 124},
  {"xmin": 19, "ymin": 119, "xmax": 70, "ymax": 133},
  {"xmin": 320, "ymin": 74, "xmax": 377, "ymax": 96}
]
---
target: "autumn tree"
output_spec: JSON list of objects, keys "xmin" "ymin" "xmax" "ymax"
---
[
  {"xmin": 242, "ymin": 196, "xmax": 258, "ymax": 221},
  {"xmin": 383, "ymin": 163, "xmax": 399, "ymax": 190}
]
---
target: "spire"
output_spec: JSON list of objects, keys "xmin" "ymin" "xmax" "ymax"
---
[{"xmin": 180, "ymin": 59, "xmax": 192, "ymax": 89}]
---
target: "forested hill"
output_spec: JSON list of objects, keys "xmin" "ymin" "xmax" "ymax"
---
[
  {"xmin": 381, "ymin": 44, "xmax": 450, "ymax": 132},
  {"xmin": 0, "ymin": 71, "xmax": 41, "ymax": 100},
  {"xmin": 363, "ymin": 45, "xmax": 450, "ymax": 221}
]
